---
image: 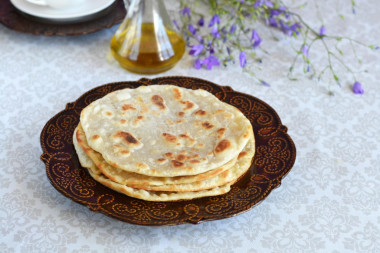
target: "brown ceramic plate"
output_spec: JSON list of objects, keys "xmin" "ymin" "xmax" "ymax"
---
[
  {"xmin": 0, "ymin": 0, "xmax": 125, "ymax": 36},
  {"xmin": 40, "ymin": 76, "xmax": 296, "ymax": 226}
]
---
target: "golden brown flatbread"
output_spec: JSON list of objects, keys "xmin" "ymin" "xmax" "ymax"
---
[
  {"xmin": 80, "ymin": 85, "xmax": 252, "ymax": 177},
  {"xmin": 75, "ymin": 124, "xmax": 237, "ymax": 187},
  {"xmin": 75, "ymin": 124, "xmax": 254, "ymax": 192}
]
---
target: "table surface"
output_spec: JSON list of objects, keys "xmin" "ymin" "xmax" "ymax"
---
[{"xmin": 1, "ymin": 0, "xmax": 379, "ymax": 252}]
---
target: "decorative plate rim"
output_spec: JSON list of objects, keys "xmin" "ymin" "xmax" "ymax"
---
[{"xmin": 40, "ymin": 76, "xmax": 296, "ymax": 226}]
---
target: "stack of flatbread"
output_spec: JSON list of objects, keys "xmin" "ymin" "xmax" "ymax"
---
[{"xmin": 73, "ymin": 85, "xmax": 254, "ymax": 201}]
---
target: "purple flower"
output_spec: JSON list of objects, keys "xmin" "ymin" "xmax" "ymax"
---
[
  {"xmin": 196, "ymin": 34, "xmax": 204, "ymax": 43},
  {"xmin": 229, "ymin": 24, "xmax": 236, "ymax": 34},
  {"xmin": 239, "ymin": 51, "xmax": 247, "ymax": 68},
  {"xmin": 268, "ymin": 17, "xmax": 277, "ymax": 27},
  {"xmin": 209, "ymin": 46, "xmax": 215, "ymax": 54},
  {"xmin": 279, "ymin": 6, "xmax": 290, "ymax": 19},
  {"xmin": 290, "ymin": 23, "xmax": 301, "ymax": 35},
  {"xmin": 180, "ymin": 7, "xmax": 191, "ymax": 16},
  {"xmin": 352, "ymin": 81, "xmax": 364, "ymax": 94},
  {"xmin": 279, "ymin": 21, "xmax": 301, "ymax": 36},
  {"xmin": 221, "ymin": 28, "xmax": 227, "ymax": 42},
  {"xmin": 264, "ymin": 1, "xmax": 274, "ymax": 7},
  {"xmin": 319, "ymin": 25, "xmax": 326, "ymax": 36},
  {"xmin": 253, "ymin": 0, "xmax": 263, "ymax": 8},
  {"xmin": 302, "ymin": 45, "xmax": 309, "ymax": 58},
  {"xmin": 270, "ymin": 9, "xmax": 282, "ymax": 16},
  {"xmin": 208, "ymin": 14, "xmax": 220, "ymax": 27},
  {"xmin": 227, "ymin": 47, "xmax": 231, "ymax": 55},
  {"xmin": 198, "ymin": 17, "xmax": 204, "ymax": 27},
  {"xmin": 255, "ymin": 0, "xmax": 273, "ymax": 8},
  {"xmin": 188, "ymin": 24, "xmax": 196, "ymax": 35},
  {"xmin": 260, "ymin": 80, "xmax": 271, "ymax": 87},
  {"xmin": 202, "ymin": 55, "xmax": 220, "ymax": 70},
  {"xmin": 251, "ymin": 29, "xmax": 262, "ymax": 48},
  {"xmin": 189, "ymin": 44, "xmax": 204, "ymax": 56},
  {"xmin": 279, "ymin": 20, "xmax": 289, "ymax": 34},
  {"xmin": 280, "ymin": 20, "xmax": 295, "ymax": 36},
  {"xmin": 194, "ymin": 59, "xmax": 202, "ymax": 69},
  {"xmin": 173, "ymin": 20, "xmax": 180, "ymax": 30},
  {"xmin": 211, "ymin": 24, "xmax": 220, "ymax": 38}
]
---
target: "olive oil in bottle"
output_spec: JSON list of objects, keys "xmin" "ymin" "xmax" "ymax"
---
[{"xmin": 110, "ymin": 0, "xmax": 185, "ymax": 74}]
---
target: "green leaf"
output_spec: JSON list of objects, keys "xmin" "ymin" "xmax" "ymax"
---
[
  {"xmin": 333, "ymin": 75, "xmax": 339, "ymax": 81},
  {"xmin": 339, "ymin": 14, "xmax": 345, "ymax": 20}
]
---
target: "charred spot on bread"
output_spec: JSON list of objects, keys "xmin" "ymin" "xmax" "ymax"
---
[
  {"xmin": 215, "ymin": 139, "xmax": 231, "ymax": 153},
  {"xmin": 171, "ymin": 160, "xmax": 184, "ymax": 168},
  {"xmin": 114, "ymin": 131, "xmax": 140, "ymax": 146},
  {"xmin": 151, "ymin": 95, "xmax": 166, "ymax": 110},
  {"xmin": 122, "ymin": 104, "xmax": 137, "ymax": 111},
  {"xmin": 162, "ymin": 133, "xmax": 178, "ymax": 143},
  {"xmin": 173, "ymin": 87, "xmax": 182, "ymax": 100},
  {"xmin": 194, "ymin": 110, "xmax": 206, "ymax": 116},
  {"xmin": 202, "ymin": 121, "xmax": 214, "ymax": 129}
]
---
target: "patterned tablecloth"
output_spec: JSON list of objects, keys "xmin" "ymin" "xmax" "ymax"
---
[{"xmin": 1, "ymin": 0, "xmax": 379, "ymax": 252}]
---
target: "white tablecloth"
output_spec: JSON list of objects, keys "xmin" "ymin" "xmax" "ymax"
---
[{"xmin": 1, "ymin": 0, "xmax": 379, "ymax": 252}]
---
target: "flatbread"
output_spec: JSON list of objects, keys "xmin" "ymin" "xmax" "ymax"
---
[
  {"xmin": 129, "ymin": 136, "xmax": 254, "ymax": 192},
  {"xmin": 75, "ymin": 124, "xmax": 237, "ymax": 186},
  {"xmin": 73, "ymin": 129, "xmax": 98, "ymax": 172},
  {"xmin": 74, "ymin": 132, "xmax": 232, "ymax": 201},
  {"xmin": 75, "ymin": 124, "xmax": 254, "ymax": 192},
  {"xmin": 87, "ymin": 167, "xmax": 232, "ymax": 202},
  {"xmin": 80, "ymin": 85, "xmax": 252, "ymax": 177}
]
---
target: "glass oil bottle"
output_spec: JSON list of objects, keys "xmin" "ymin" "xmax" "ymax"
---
[{"xmin": 110, "ymin": 0, "xmax": 185, "ymax": 74}]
